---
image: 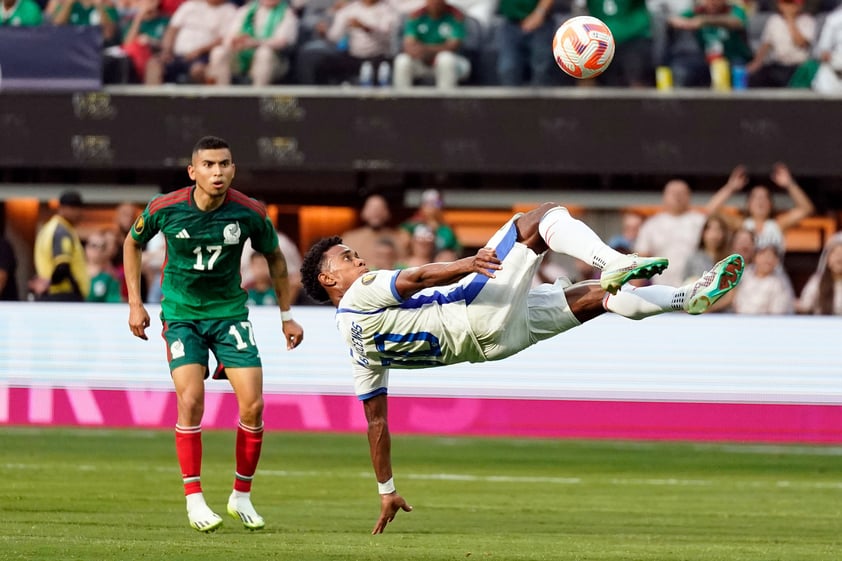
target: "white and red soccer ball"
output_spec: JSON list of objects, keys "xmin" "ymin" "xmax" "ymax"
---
[{"xmin": 552, "ymin": 16, "xmax": 615, "ymax": 79}]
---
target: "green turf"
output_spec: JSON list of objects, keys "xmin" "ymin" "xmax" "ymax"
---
[{"xmin": 0, "ymin": 427, "xmax": 839, "ymax": 561}]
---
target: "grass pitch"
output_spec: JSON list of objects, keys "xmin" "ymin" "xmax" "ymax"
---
[{"xmin": 1, "ymin": 427, "xmax": 840, "ymax": 561}]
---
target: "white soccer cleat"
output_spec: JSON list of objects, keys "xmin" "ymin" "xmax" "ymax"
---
[
  {"xmin": 187, "ymin": 503, "xmax": 223, "ymax": 533},
  {"xmin": 227, "ymin": 492, "xmax": 265, "ymax": 531},
  {"xmin": 683, "ymin": 253, "xmax": 745, "ymax": 315},
  {"xmin": 600, "ymin": 254, "xmax": 670, "ymax": 294}
]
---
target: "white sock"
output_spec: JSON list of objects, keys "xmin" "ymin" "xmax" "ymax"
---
[
  {"xmin": 604, "ymin": 284, "xmax": 687, "ymax": 320},
  {"xmin": 538, "ymin": 206, "xmax": 623, "ymax": 269},
  {"xmin": 186, "ymin": 492, "xmax": 208, "ymax": 512},
  {"xmin": 231, "ymin": 490, "xmax": 250, "ymax": 502}
]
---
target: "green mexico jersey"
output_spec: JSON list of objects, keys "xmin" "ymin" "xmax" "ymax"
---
[
  {"xmin": 139, "ymin": 15, "xmax": 169, "ymax": 40},
  {"xmin": 0, "ymin": 0, "xmax": 43, "ymax": 26},
  {"xmin": 131, "ymin": 186, "xmax": 279, "ymax": 321},
  {"xmin": 497, "ymin": 0, "xmax": 539, "ymax": 23},
  {"xmin": 682, "ymin": 4, "xmax": 752, "ymax": 63},
  {"xmin": 405, "ymin": 7, "xmax": 465, "ymax": 45},
  {"xmin": 88, "ymin": 271, "xmax": 123, "ymax": 303},
  {"xmin": 586, "ymin": 0, "xmax": 651, "ymax": 44}
]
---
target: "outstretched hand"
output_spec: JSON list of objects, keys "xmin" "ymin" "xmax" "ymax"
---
[
  {"xmin": 725, "ymin": 164, "xmax": 749, "ymax": 192},
  {"xmin": 472, "ymin": 247, "xmax": 502, "ymax": 278},
  {"xmin": 770, "ymin": 162, "xmax": 794, "ymax": 189},
  {"xmin": 372, "ymin": 492, "xmax": 413, "ymax": 534}
]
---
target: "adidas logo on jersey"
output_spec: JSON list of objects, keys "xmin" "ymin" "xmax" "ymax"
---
[{"xmin": 176, "ymin": 229, "xmax": 190, "ymax": 239}]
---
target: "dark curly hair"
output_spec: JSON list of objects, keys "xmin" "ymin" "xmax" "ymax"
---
[{"xmin": 300, "ymin": 236, "xmax": 343, "ymax": 304}]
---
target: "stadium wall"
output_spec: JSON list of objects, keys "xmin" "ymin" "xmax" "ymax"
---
[
  {"xmin": 1, "ymin": 303, "xmax": 840, "ymax": 443},
  {"xmin": 1, "ymin": 87, "xmax": 841, "ymax": 177}
]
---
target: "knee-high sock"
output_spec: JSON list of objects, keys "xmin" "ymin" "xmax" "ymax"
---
[
  {"xmin": 538, "ymin": 206, "xmax": 623, "ymax": 269},
  {"xmin": 175, "ymin": 424, "xmax": 203, "ymax": 496},
  {"xmin": 603, "ymin": 284, "xmax": 687, "ymax": 320},
  {"xmin": 234, "ymin": 421, "xmax": 264, "ymax": 493}
]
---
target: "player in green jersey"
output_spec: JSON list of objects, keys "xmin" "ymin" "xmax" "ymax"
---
[{"xmin": 123, "ymin": 136, "xmax": 304, "ymax": 533}]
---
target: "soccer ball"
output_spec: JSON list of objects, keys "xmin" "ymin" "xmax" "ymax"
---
[{"xmin": 552, "ymin": 16, "xmax": 615, "ymax": 79}]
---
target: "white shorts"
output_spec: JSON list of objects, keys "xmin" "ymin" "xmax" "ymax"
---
[{"xmin": 464, "ymin": 217, "xmax": 580, "ymax": 361}]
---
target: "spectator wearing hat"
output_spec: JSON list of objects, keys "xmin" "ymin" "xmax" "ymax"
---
[
  {"xmin": 399, "ymin": 189, "xmax": 461, "ymax": 258},
  {"xmin": 404, "ymin": 223, "xmax": 438, "ymax": 267},
  {"xmin": 31, "ymin": 191, "xmax": 90, "ymax": 302}
]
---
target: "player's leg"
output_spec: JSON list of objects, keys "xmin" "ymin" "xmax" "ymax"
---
[
  {"xmin": 250, "ymin": 46, "xmax": 284, "ymax": 87},
  {"xmin": 604, "ymin": 254, "xmax": 745, "ymax": 318},
  {"xmin": 515, "ymin": 203, "xmax": 669, "ymax": 294},
  {"xmin": 165, "ymin": 321, "xmax": 221, "ymax": 533},
  {"xmin": 212, "ymin": 318, "xmax": 266, "ymax": 530},
  {"xmin": 224, "ymin": 366, "xmax": 266, "ymax": 530},
  {"xmin": 172, "ymin": 363, "xmax": 224, "ymax": 533},
  {"xmin": 207, "ymin": 44, "xmax": 233, "ymax": 86},
  {"xmin": 556, "ymin": 254, "xmax": 744, "ymax": 332}
]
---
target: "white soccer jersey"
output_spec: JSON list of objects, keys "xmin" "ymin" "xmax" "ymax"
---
[
  {"xmin": 335, "ymin": 216, "xmax": 581, "ymax": 399},
  {"xmin": 337, "ymin": 269, "xmax": 485, "ymax": 399}
]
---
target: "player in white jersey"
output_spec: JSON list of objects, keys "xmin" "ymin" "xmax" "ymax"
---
[{"xmin": 300, "ymin": 202, "xmax": 745, "ymax": 535}]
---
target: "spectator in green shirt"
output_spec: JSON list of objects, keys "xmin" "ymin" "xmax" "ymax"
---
[
  {"xmin": 47, "ymin": 0, "xmax": 121, "ymax": 46},
  {"xmin": 393, "ymin": 0, "xmax": 471, "ymax": 88},
  {"xmin": 496, "ymin": 0, "xmax": 558, "ymax": 86},
  {"xmin": 667, "ymin": 0, "xmax": 752, "ymax": 86},
  {"xmin": 399, "ymin": 189, "xmax": 462, "ymax": 257},
  {"xmin": 85, "ymin": 231, "xmax": 124, "ymax": 303},
  {"xmin": 121, "ymin": 0, "xmax": 170, "ymax": 82},
  {"xmin": 584, "ymin": 0, "xmax": 654, "ymax": 87},
  {"xmin": 0, "ymin": 0, "xmax": 43, "ymax": 25}
]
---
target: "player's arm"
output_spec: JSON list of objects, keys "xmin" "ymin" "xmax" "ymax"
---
[
  {"xmin": 521, "ymin": 0, "xmax": 552, "ymax": 32},
  {"xmin": 159, "ymin": 24, "xmax": 179, "ymax": 62},
  {"xmin": 704, "ymin": 165, "xmax": 748, "ymax": 231},
  {"xmin": 697, "ymin": 12, "xmax": 745, "ymax": 30},
  {"xmin": 123, "ymin": 233, "xmax": 150, "ymax": 340},
  {"xmin": 264, "ymin": 246, "xmax": 304, "ymax": 350},
  {"xmin": 47, "ymin": 0, "xmax": 74, "ymax": 24},
  {"xmin": 363, "ymin": 393, "xmax": 412, "ymax": 534},
  {"xmin": 770, "ymin": 162, "xmax": 815, "ymax": 231},
  {"xmin": 393, "ymin": 246, "xmax": 501, "ymax": 299}
]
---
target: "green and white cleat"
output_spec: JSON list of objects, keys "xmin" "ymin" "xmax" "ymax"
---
[
  {"xmin": 227, "ymin": 492, "xmax": 265, "ymax": 531},
  {"xmin": 600, "ymin": 254, "xmax": 670, "ymax": 294},
  {"xmin": 188, "ymin": 504, "xmax": 223, "ymax": 533},
  {"xmin": 683, "ymin": 253, "xmax": 745, "ymax": 315}
]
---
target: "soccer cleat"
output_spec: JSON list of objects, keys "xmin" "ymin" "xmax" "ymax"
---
[
  {"xmin": 188, "ymin": 504, "xmax": 223, "ymax": 533},
  {"xmin": 683, "ymin": 253, "xmax": 745, "ymax": 315},
  {"xmin": 600, "ymin": 254, "xmax": 670, "ymax": 294},
  {"xmin": 227, "ymin": 492, "xmax": 265, "ymax": 531}
]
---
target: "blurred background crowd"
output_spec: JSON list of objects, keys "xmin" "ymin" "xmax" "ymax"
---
[
  {"xmin": 2, "ymin": 0, "xmax": 841, "ymax": 316},
  {"xmin": 2, "ymin": 0, "xmax": 842, "ymax": 92},
  {"xmin": 2, "ymin": 171, "xmax": 841, "ymax": 317}
]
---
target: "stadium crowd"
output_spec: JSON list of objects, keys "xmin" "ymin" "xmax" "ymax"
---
[
  {"xmin": 2, "ymin": 175, "xmax": 841, "ymax": 315},
  {"xmin": 2, "ymin": 0, "xmax": 842, "ymax": 91}
]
